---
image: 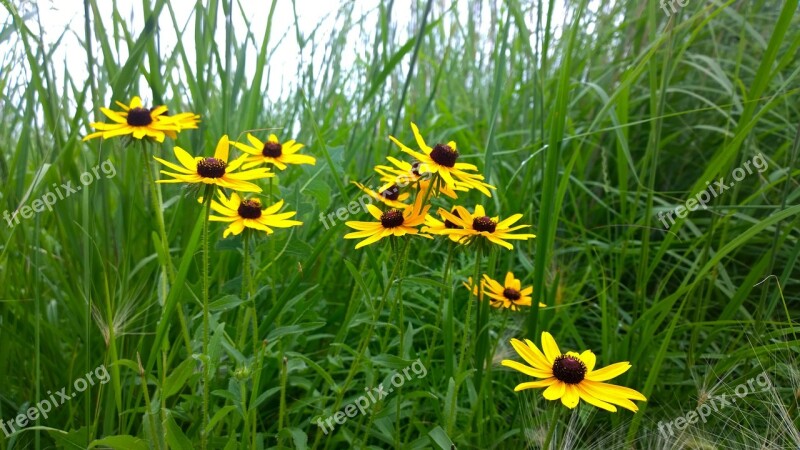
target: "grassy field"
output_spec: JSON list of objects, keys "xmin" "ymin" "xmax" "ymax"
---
[{"xmin": 1, "ymin": 0, "xmax": 799, "ymax": 449}]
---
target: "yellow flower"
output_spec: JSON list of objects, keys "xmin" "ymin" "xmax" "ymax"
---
[
  {"xmin": 344, "ymin": 195, "xmax": 430, "ymax": 249},
  {"xmin": 388, "ymin": 123, "xmax": 495, "ymax": 196},
  {"xmin": 233, "ymin": 133, "xmax": 316, "ymax": 170},
  {"xmin": 422, "ymin": 206, "xmax": 465, "ymax": 242},
  {"xmin": 374, "ymin": 156, "xmax": 466, "ymax": 199},
  {"xmin": 209, "ymin": 191, "xmax": 302, "ymax": 237},
  {"xmin": 352, "ymin": 181, "xmax": 410, "ymax": 209},
  {"xmin": 501, "ymin": 332, "xmax": 647, "ymax": 412},
  {"xmin": 468, "ymin": 272, "xmax": 545, "ymax": 310},
  {"xmin": 83, "ymin": 96, "xmax": 198, "ymax": 142},
  {"xmin": 434, "ymin": 205, "xmax": 535, "ymax": 250},
  {"xmin": 154, "ymin": 135, "xmax": 272, "ymax": 193}
]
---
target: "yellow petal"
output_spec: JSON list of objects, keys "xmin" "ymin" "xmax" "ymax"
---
[
  {"xmin": 586, "ymin": 362, "xmax": 631, "ymax": 382},
  {"xmin": 542, "ymin": 381, "xmax": 566, "ymax": 400},
  {"xmin": 214, "ymin": 135, "xmax": 230, "ymax": 162},
  {"xmin": 541, "ymin": 332, "xmax": 561, "ymax": 364},
  {"xmin": 561, "ymin": 384, "xmax": 580, "ymax": 409}
]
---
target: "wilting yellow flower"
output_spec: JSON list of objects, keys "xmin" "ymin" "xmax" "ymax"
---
[
  {"xmin": 233, "ymin": 133, "xmax": 316, "ymax": 170},
  {"xmin": 388, "ymin": 123, "xmax": 495, "ymax": 196},
  {"xmin": 352, "ymin": 181, "xmax": 410, "ymax": 209},
  {"xmin": 374, "ymin": 156, "xmax": 465, "ymax": 199},
  {"xmin": 154, "ymin": 135, "xmax": 272, "ymax": 193},
  {"xmin": 209, "ymin": 191, "xmax": 301, "ymax": 237},
  {"xmin": 344, "ymin": 195, "xmax": 430, "ymax": 249},
  {"xmin": 83, "ymin": 96, "xmax": 198, "ymax": 142},
  {"xmin": 501, "ymin": 332, "xmax": 647, "ymax": 412},
  {"xmin": 433, "ymin": 205, "xmax": 535, "ymax": 250},
  {"xmin": 464, "ymin": 272, "xmax": 544, "ymax": 310},
  {"xmin": 422, "ymin": 206, "xmax": 465, "ymax": 242}
]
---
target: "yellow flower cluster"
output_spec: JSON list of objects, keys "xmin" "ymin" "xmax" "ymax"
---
[
  {"xmin": 344, "ymin": 122, "xmax": 534, "ymax": 250},
  {"xmin": 83, "ymin": 96, "xmax": 315, "ymax": 237}
]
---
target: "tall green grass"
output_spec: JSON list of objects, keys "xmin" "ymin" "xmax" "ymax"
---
[{"xmin": 0, "ymin": 0, "xmax": 798, "ymax": 448}]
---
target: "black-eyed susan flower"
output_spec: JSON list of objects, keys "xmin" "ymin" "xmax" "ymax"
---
[
  {"xmin": 353, "ymin": 181, "xmax": 410, "ymax": 209},
  {"xmin": 422, "ymin": 206, "xmax": 465, "ymax": 242},
  {"xmin": 374, "ymin": 157, "xmax": 465, "ymax": 199},
  {"xmin": 344, "ymin": 195, "xmax": 430, "ymax": 249},
  {"xmin": 209, "ymin": 191, "xmax": 302, "ymax": 237},
  {"xmin": 501, "ymin": 332, "xmax": 647, "ymax": 412},
  {"xmin": 83, "ymin": 96, "xmax": 198, "ymax": 142},
  {"xmin": 434, "ymin": 205, "xmax": 535, "ymax": 250},
  {"xmin": 154, "ymin": 135, "xmax": 272, "ymax": 193},
  {"xmin": 233, "ymin": 133, "xmax": 316, "ymax": 170},
  {"xmin": 388, "ymin": 123, "xmax": 496, "ymax": 196},
  {"xmin": 475, "ymin": 272, "xmax": 545, "ymax": 310}
]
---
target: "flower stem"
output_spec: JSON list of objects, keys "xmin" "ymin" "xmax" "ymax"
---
[
  {"xmin": 140, "ymin": 144, "xmax": 193, "ymax": 356},
  {"xmin": 200, "ymin": 184, "xmax": 215, "ymax": 450},
  {"xmin": 542, "ymin": 405, "xmax": 561, "ymax": 449},
  {"xmin": 458, "ymin": 243, "xmax": 483, "ymax": 374}
]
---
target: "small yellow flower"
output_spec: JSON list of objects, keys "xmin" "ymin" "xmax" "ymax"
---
[
  {"xmin": 209, "ymin": 191, "xmax": 302, "ymax": 237},
  {"xmin": 233, "ymin": 133, "xmax": 316, "ymax": 170},
  {"xmin": 464, "ymin": 272, "xmax": 544, "ymax": 310},
  {"xmin": 352, "ymin": 181, "xmax": 410, "ymax": 209},
  {"xmin": 388, "ymin": 123, "xmax": 495, "ymax": 196},
  {"xmin": 433, "ymin": 205, "xmax": 535, "ymax": 250},
  {"xmin": 501, "ymin": 332, "xmax": 647, "ymax": 412},
  {"xmin": 344, "ymin": 195, "xmax": 430, "ymax": 249},
  {"xmin": 374, "ymin": 157, "xmax": 466, "ymax": 199},
  {"xmin": 154, "ymin": 135, "xmax": 272, "ymax": 193},
  {"xmin": 83, "ymin": 96, "xmax": 198, "ymax": 142}
]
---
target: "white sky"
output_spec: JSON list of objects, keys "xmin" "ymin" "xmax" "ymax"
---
[{"xmin": 0, "ymin": 0, "xmax": 577, "ymax": 112}]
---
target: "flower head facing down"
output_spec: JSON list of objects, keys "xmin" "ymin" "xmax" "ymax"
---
[
  {"xmin": 209, "ymin": 191, "xmax": 302, "ymax": 237},
  {"xmin": 464, "ymin": 272, "xmax": 544, "ymax": 310},
  {"xmin": 432, "ymin": 205, "xmax": 535, "ymax": 250},
  {"xmin": 83, "ymin": 96, "xmax": 199, "ymax": 143},
  {"xmin": 154, "ymin": 135, "xmax": 272, "ymax": 193},
  {"xmin": 388, "ymin": 123, "xmax": 495, "ymax": 197},
  {"xmin": 353, "ymin": 181, "xmax": 410, "ymax": 209},
  {"xmin": 501, "ymin": 332, "xmax": 647, "ymax": 412},
  {"xmin": 233, "ymin": 133, "xmax": 316, "ymax": 170},
  {"xmin": 344, "ymin": 195, "xmax": 431, "ymax": 249}
]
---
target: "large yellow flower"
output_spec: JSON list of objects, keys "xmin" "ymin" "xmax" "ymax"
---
[
  {"xmin": 464, "ymin": 272, "xmax": 545, "ymax": 310},
  {"xmin": 233, "ymin": 133, "xmax": 316, "ymax": 170},
  {"xmin": 209, "ymin": 191, "xmax": 302, "ymax": 237},
  {"xmin": 344, "ymin": 195, "xmax": 430, "ymax": 249},
  {"xmin": 154, "ymin": 135, "xmax": 272, "ymax": 193},
  {"xmin": 388, "ymin": 123, "xmax": 495, "ymax": 196},
  {"xmin": 501, "ymin": 332, "xmax": 647, "ymax": 412},
  {"xmin": 83, "ymin": 96, "xmax": 198, "ymax": 142},
  {"xmin": 434, "ymin": 205, "xmax": 535, "ymax": 250}
]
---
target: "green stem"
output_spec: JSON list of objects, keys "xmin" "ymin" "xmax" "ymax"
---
[
  {"xmin": 140, "ymin": 144, "xmax": 192, "ymax": 356},
  {"xmin": 200, "ymin": 184, "xmax": 215, "ymax": 450},
  {"xmin": 542, "ymin": 406, "xmax": 561, "ymax": 449},
  {"xmin": 458, "ymin": 243, "xmax": 483, "ymax": 374}
]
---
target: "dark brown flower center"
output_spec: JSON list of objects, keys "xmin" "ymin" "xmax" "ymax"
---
[
  {"xmin": 503, "ymin": 288, "xmax": 521, "ymax": 301},
  {"xmin": 380, "ymin": 184, "xmax": 400, "ymax": 201},
  {"xmin": 552, "ymin": 355, "xmax": 587, "ymax": 384},
  {"xmin": 262, "ymin": 141, "xmax": 282, "ymax": 157},
  {"xmin": 237, "ymin": 199, "xmax": 262, "ymax": 219},
  {"xmin": 472, "ymin": 216, "xmax": 496, "ymax": 233},
  {"xmin": 429, "ymin": 143, "xmax": 459, "ymax": 168},
  {"xmin": 127, "ymin": 107, "xmax": 153, "ymax": 126},
  {"xmin": 444, "ymin": 208, "xmax": 462, "ymax": 229},
  {"xmin": 197, "ymin": 157, "xmax": 227, "ymax": 178},
  {"xmin": 380, "ymin": 209, "xmax": 404, "ymax": 228}
]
